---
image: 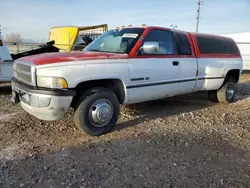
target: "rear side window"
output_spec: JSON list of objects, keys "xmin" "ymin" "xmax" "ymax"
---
[
  {"xmin": 0, "ymin": 40, "xmax": 2, "ymax": 46},
  {"xmin": 173, "ymin": 31, "xmax": 192, "ymax": 55},
  {"xmin": 195, "ymin": 35, "xmax": 240, "ymax": 55}
]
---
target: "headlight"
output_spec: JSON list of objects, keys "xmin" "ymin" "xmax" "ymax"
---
[{"xmin": 36, "ymin": 76, "xmax": 68, "ymax": 89}]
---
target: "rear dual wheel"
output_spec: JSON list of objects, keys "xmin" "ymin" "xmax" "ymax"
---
[
  {"xmin": 73, "ymin": 88, "xmax": 120, "ymax": 136},
  {"xmin": 208, "ymin": 76, "xmax": 236, "ymax": 103}
]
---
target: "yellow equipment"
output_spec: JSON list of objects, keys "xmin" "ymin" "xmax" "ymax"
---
[{"xmin": 49, "ymin": 24, "xmax": 108, "ymax": 52}]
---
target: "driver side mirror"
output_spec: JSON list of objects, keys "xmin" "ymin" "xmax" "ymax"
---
[{"xmin": 140, "ymin": 41, "xmax": 160, "ymax": 55}]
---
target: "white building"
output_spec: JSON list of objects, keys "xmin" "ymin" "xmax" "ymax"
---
[{"xmin": 222, "ymin": 32, "xmax": 250, "ymax": 70}]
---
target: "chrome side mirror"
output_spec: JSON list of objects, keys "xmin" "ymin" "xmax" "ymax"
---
[{"xmin": 141, "ymin": 41, "xmax": 160, "ymax": 54}]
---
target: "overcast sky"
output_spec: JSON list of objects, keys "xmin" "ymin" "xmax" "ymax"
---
[{"xmin": 1, "ymin": 0, "xmax": 249, "ymax": 42}]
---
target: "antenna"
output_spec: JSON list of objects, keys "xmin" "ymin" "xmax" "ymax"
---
[{"xmin": 170, "ymin": 24, "xmax": 177, "ymax": 29}]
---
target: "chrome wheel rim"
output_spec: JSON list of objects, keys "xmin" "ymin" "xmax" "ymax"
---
[
  {"xmin": 226, "ymin": 82, "xmax": 235, "ymax": 100},
  {"xmin": 88, "ymin": 98, "xmax": 113, "ymax": 127}
]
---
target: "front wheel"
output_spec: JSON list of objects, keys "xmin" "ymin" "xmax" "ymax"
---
[
  {"xmin": 208, "ymin": 76, "xmax": 236, "ymax": 103},
  {"xmin": 73, "ymin": 88, "xmax": 120, "ymax": 136}
]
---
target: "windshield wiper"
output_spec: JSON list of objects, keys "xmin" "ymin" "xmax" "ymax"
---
[
  {"xmin": 88, "ymin": 49, "xmax": 101, "ymax": 52},
  {"xmin": 86, "ymin": 49, "xmax": 127, "ymax": 54}
]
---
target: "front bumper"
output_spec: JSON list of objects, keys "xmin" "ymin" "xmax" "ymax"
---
[{"xmin": 11, "ymin": 78, "xmax": 76, "ymax": 121}]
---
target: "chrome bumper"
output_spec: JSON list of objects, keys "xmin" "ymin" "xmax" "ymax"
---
[{"xmin": 11, "ymin": 78, "xmax": 76, "ymax": 121}]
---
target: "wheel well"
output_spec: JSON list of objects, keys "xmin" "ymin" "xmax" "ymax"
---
[
  {"xmin": 71, "ymin": 79, "xmax": 126, "ymax": 107},
  {"xmin": 226, "ymin": 69, "xmax": 240, "ymax": 83}
]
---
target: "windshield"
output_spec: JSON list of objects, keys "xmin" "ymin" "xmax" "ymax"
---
[{"xmin": 83, "ymin": 28, "xmax": 145, "ymax": 54}]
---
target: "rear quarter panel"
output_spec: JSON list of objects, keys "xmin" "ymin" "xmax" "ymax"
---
[{"xmin": 195, "ymin": 57, "xmax": 243, "ymax": 91}]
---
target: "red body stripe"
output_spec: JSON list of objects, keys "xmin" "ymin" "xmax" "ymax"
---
[
  {"xmin": 196, "ymin": 54, "xmax": 241, "ymax": 58},
  {"xmin": 18, "ymin": 51, "xmax": 128, "ymax": 65}
]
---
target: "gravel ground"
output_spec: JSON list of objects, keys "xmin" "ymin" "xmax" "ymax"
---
[{"xmin": 1, "ymin": 74, "xmax": 250, "ymax": 188}]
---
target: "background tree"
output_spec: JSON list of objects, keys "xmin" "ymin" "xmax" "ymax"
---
[{"xmin": 5, "ymin": 33, "xmax": 22, "ymax": 44}]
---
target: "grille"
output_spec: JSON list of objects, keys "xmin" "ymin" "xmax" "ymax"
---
[{"xmin": 13, "ymin": 61, "xmax": 35, "ymax": 86}]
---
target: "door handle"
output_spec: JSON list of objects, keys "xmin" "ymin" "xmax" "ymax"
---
[{"xmin": 172, "ymin": 61, "xmax": 179, "ymax": 66}]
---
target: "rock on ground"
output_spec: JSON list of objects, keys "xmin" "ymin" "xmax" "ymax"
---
[{"xmin": 0, "ymin": 74, "xmax": 250, "ymax": 187}]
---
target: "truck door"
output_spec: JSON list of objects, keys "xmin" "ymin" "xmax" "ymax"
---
[
  {"xmin": 127, "ymin": 29, "xmax": 182, "ymax": 103},
  {"xmin": 0, "ymin": 37, "xmax": 14, "ymax": 81},
  {"xmin": 172, "ymin": 31, "xmax": 198, "ymax": 93}
]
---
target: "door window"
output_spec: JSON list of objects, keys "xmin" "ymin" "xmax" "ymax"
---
[
  {"xmin": 141, "ymin": 29, "xmax": 178, "ymax": 55},
  {"xmin": 173, "ymin": 31, "xmax": 192, "ymax": 55}
]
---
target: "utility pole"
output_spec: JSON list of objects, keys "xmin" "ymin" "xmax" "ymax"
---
[
  {"xmin": 0, "ymin": 24, "xmax": 1, "ymax": 35},
  {"xmin": 196, "ymin": 0, "xmax": 201, "ymax": 33}
]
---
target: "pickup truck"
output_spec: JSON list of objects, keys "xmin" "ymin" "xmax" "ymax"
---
[{"xmin": 11, "ymin": 26, "xmax": 243, "ymax": 136}]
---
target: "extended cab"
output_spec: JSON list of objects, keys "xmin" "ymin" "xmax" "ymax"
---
[{"xmin": 11, "ymin": 26, "xmax": 243, "ymax": 136}]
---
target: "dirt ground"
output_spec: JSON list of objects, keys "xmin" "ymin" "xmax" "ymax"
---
[{"xmin": 1, "ymin": 74, "xmax": 250, "ymax": 188}]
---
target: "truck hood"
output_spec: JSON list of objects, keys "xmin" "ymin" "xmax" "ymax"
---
[{"xmin": 18, "ymin": 51, "xmax": 128, "ymax": 65}]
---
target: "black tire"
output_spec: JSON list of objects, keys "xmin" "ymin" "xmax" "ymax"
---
[
  {"xmin": 208, "ymin": 76, "xmax": 236, "ymax": 103},
  {"xmin": 73, "ymin": 88, "xmax": 120, "ymax": 136},
  {"xmin": 208, "ymin": 90, "xmax": 218, "ymax": 102},
  {"xmin": 217, "ymin": 76, "xmax": 236, "ymax": 103}
]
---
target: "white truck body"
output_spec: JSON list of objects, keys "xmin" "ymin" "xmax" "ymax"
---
[
  {"xmin": 33, "ymin": 56, "xmax": 241, "ymax": 104},
  {"xmin": 0, "ymin": 35, "xmax": 14, "ymax": 82},
  {"xmin": 11, "ymin": 26, "xmax": 243, "ymax": 136}
]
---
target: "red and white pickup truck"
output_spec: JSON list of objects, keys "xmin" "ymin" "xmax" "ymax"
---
[{"xmin": 11, "ymin": 26, "xmax": 243, "ymax": 136}]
